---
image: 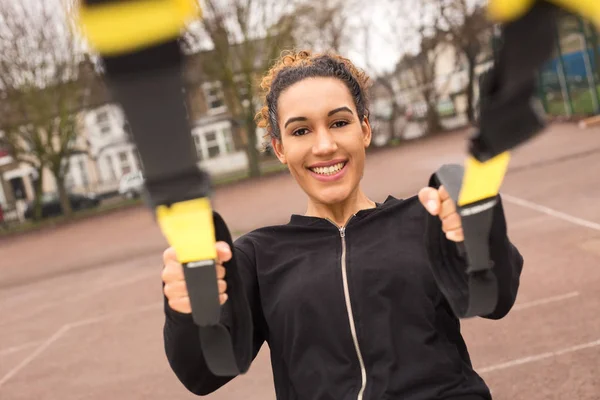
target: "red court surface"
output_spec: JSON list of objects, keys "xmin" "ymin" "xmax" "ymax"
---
[{"xmin": 1, "ymin": 123, "xmax": 599, "ymax": 400}]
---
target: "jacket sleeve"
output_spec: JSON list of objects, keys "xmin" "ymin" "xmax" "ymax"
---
[
  {"xmin": 424, "ymin": 192, "xmax": 524, "ymax": 320},
  {"xmin": 162, "ymin": 241, "xmax": 266, "ymax": 396}
]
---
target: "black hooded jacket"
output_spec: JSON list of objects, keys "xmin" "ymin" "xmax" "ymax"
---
[{"xmin": 163, "ymin": 193, "xmax": 523, "ymax": 400}]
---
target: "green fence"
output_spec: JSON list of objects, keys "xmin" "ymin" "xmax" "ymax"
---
[{"xmin": 537, "ymin": 14, "xmax": 600, "ymax": 117}]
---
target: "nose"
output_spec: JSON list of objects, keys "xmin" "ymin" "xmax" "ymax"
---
[{"xmin": 312, "ymin": 126, "xmax": 338, "ymax": 156}]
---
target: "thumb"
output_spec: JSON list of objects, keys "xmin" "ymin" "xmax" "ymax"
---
[
  {"xmin": 418, "ymin": 187, "xmax": 441, "ymax": 216},
  {"xmin": 163, "ymin": 246, "xmax": 178, "ymax": 264},
  {"xmin": 215, "ymin": 241, "xmax": 232, "ymax": 264}
]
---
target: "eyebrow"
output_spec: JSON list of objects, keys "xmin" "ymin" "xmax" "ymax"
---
[
  {"xmin": 328, "ymin": 106, "xmax": 353, "ymax": 117},
  {"xmin": 284, "ymin": 106, "xmax": 354, "ymax": 128}
]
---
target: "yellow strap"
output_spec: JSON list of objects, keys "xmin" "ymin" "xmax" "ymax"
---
[
  {"xmin": 457, "ymin": 152, "xmax": 511, "ymax": 206},
  {"xmin": 550, "ymin": 0, "xmax": 600, "ymax": 26},
  {"xmin": 487, "ymin": 0, "xmax": 536, "ymax": 21},
  {"xmin": 77, "ymin": 0, "xmax": 201, "ymax": 55},
  {"xmin": 488, "ymin": 0, "xmax": 600, "ymax": 27},
  {"xmin": 156, "ymin": 197, "xmax": 217, "ymax": 264}
]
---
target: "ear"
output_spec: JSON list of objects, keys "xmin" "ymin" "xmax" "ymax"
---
[
  {"xmin": 271, "ymin": 137, "xmax": 287, "ymax": 164},
  {"xmin": 361, "ymin": 116, "xmax": 372, "ymax": 149}
]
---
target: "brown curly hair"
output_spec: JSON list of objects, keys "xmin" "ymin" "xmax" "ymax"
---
[{"xmin": 254, "ymin": 49, "xmax": 372, "ymax": 149}]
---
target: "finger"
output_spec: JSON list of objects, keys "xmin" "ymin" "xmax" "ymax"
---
[
  {"xmin": 218, "ymin": 278, "xmax": 227, "ymax": 295},
  {"xmin": 168, "ymin": 297, "xmax": 191, "ymax": 314},
  {"xmin": 438, "ymin": 185, "xmax": 451, "ymax": 202},
  {"xmin": 446, "ymin": 228, "xmax": 464, "ymax": 242},
  {"xmin": 418, "ymin": 187, "xmax": 441, "ymax": 215},
  {"xmin": 439, "ymin": 197, "xmax": 458, "ymax": 220},
  {"xmin": 161, "ymin": 260, "xmax": 185, "ymax": 283},
  {"xmin": 163, "ymin": 246, "xmax": 178, "ymax": 264},
  {"xmin": 441, "ymin": 212, "xmax": 462, "ymax": 233},
  {"xmin": 163, "ymin": 280, "xmax": 188, "ymax": 299},
  {"xmin": 215, "ymin": 241, "xmax": 232, "ymax": 264},
  {"xmin": 219, "ymin": 293, "xmax": 228, "ymax": 305},
  {"xmin": 216, "ymin": 263, "xmax": 226, "ymax": 279}
]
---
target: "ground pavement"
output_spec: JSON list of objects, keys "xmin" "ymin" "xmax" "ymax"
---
[{"xmin": 1, "ymin": 123, "xmax": 599, "ymax": 400}]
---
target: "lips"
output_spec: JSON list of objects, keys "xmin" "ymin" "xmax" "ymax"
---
[
  {"xmin": 307, "ymin": 159, "xmax": 348, "ymax": 169},
  {"xmin": 306, "ymin": 159, "xmax": 349, "ymax": 182},
  {"xmin": 307, "ymin": 160, "xmax": 347, "ymax": 176}
]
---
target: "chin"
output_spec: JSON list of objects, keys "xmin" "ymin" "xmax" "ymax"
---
[{"xmin": 311, "ymin": 185, "xmax": 354, "ymax": 205}]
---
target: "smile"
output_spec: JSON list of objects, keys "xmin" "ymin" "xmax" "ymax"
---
[
  {"xmin": 309, "ymin": 161, "xmax": 347, "ymax": 175},
  {"xmin": 307, "ymin": 160, "xmax": 349, "ymax": 182}
]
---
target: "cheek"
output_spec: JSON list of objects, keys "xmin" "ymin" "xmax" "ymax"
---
[
  {"xmin": 282, "ymin": 147, "xmax": 305, "ymax": 173},
  {"xmin": 346, "ymin": 136, "xmax": 367, "ymax": 160}
]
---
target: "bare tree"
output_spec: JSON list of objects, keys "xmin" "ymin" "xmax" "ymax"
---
[
  {"xmin": 353, "ymin": 8, "xmax": 410, "ymax": 143},
  {"xmin": 0, "ymin": 0, "xmax": 95, "ymax": 219},
  {"xmin": 289, "ymin": 0, "xmax": 360, "ymax": 53},
  {"xmin": 179, "ymin": 0, "xmax": 301, "ymax": 178},
  {"xmin": 392, "ymin": 0, "xmax": 451, "ymax": 134},
  {"xmin": 439, "ymin": 0, "xmax": 493, "ymax": 123}
]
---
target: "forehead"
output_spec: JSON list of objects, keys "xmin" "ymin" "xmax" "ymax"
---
[{"xmin": 277, "ymin": 77, "xmax": 354, "ymax": 119}]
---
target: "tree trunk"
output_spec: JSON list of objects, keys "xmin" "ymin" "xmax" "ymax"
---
[
  {"xmin": 32, "ymin": 165, "xmax": 45, "ymax": 221},
  {"xmin": 389, "ymin": 105, "xmax": 399, "ymax": 141},
  {"xmin": 375, "ymin": 77, "xmax": 403, "ymax": 141},
  {"xmin": 244, "ymin": 114, "xmax": 261, "ymax": 178},
  {"xmin": 426, "ymin": 101, "xmax": 442, "ymax": 134},
  {"xmin": 466, "ymin": 54, "xmax": 477, "ymax": 124},
  {"xmin": 55, "ymin": 174, "xmax": 73, "ymax": 217}
]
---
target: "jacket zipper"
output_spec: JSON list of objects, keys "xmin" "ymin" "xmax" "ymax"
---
[{"xmin": 330, "ymin": 216, "xmax": 367, "ymax": 400}]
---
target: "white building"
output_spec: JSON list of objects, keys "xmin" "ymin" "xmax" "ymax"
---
[
  {"xmin": 63, "ymin": 98, "xmax": 267, "ymax": 198},
  {"xmin": 0, "ymin": 49, "xmax": 273, "ymax": 213}
]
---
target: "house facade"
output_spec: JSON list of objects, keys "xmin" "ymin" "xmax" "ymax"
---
[
  {"xmin": 390, "ymin": 37, "xmax": 495, "ymax": 137},
  {"xmin": 0, "ymin": 48, "xmax": 270, "ymax": 219}
]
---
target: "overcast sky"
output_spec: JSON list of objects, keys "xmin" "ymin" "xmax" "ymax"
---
[{"xmin": 6, "ymin": 0, "xmax": 426, "ymax": 78}]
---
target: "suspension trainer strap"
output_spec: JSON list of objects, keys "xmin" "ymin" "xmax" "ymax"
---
[{"xmin": 77, "ymin": 0, "xmax": 253, "ymax": 376}]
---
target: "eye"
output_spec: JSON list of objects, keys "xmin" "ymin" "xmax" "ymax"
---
[
  {"xmin": 331, "ymin": 120, "xmax": 349, "ymax": 128},
  {"xmin": 292, "ymin": 128, "xmax": 309, "ymax": 136}
]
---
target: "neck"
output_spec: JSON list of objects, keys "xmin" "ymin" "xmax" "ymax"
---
[{"xmin": 305, "ymin": 188, "xmax": 376, "ymax": 227}]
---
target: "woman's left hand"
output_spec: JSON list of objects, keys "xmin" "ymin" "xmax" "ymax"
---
[{"xmin": 418, "ymin": 185, "xmax": 464, "ymax": 242}]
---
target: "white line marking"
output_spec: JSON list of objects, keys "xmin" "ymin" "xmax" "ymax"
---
[
  {"xmin": 479, "ymin": 338, "xmax": 600, "ymax": 374},
  {"xmin": 0, "ymin": 341, "xmax": 43, "ymax": 357},
  {"xmin": 502, "ymin": 194, "xmax": 600, "ymax": 232},
  {"xmin": 0, "ymin": 326, "xmax": 70, "ymax": 389},
  {"xmin": 0, "ymin": 302, "xmax": 161, "ymax": 389},
  {"xmin": 69, "ymin": 301, "xmax": 161, "ymax": 328},
  {"xmin": 0, "ymin": 270, "xmax": 157, "ymax": 326},
  {"xmin": 512, "ymin": 291, "xmax": 580, "ymax": 311}
]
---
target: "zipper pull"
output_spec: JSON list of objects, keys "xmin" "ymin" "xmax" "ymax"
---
[{"xmin": 339, "ymin": 227, "xmax": 345, "ymax": 238}]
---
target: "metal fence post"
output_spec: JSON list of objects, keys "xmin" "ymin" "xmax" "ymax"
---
[
  {"xmin": 555, "ymin": 17, "xmax": 574, "ymax": 116},
  {"xmin": 578, "ymin": 16, "xmax": 600, "ymax": 114}
]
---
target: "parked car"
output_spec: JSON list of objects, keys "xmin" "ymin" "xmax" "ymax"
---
[
  {"xmin": 118, "ymin": 171, "xmax": 145, "ymax": 199},
  {"xmin": 23, "ymin": 192, "xmax": 101, "ymax": 219}
]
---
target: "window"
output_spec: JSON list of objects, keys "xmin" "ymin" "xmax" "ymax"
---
[
  {"xmin": 118, "ymin": 151, "xmax": 132, "ymax": 175},
  {"xmin": 105, "ymin": 155, "xmax": 117, "ymax": 181},
  {"xmin": 100, "ymin": 125, "xmax": 111, "ymax": 135},
  {"xmin": 96, "ymin": 111, "xmax": 109, "ymax": 124},
  {"xmin": 192, "ymin": 123, "xmax": 234, "ymax": 161},
  {"xmin": 202, "ymin": 82, "xmax": 226, "ymax": 114},
  {"xmin": 205, "ymin": 131, "xmax": 220, "ymax": 158}
]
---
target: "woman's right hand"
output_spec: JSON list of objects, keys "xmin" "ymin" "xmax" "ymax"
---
[{"xmin": 162, "ymin": 242, "xmax": 231, "ymax": 313}]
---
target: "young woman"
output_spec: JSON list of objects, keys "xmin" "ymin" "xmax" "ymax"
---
[{"xmin": 161, "ymin": 50, "xmax": 524, "ymax": 400}]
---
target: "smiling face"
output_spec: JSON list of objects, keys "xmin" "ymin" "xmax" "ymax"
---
[{"xmin": 271, "ymin": 77, "xmax": 372, "ymax": 206}]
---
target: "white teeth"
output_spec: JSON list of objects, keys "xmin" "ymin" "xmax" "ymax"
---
[{"xmin": 310, "ymin": 162, "xmax": 345, "ymax": 175}]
